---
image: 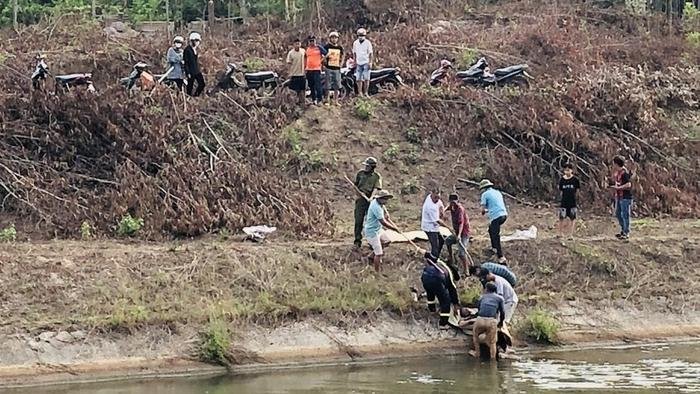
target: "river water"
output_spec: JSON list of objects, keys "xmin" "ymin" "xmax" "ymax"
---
[{"xmin": 7, "ymin": 343, "xmax": 700, "ymax": 393}]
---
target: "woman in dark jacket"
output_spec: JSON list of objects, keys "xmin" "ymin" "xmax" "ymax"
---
[{"xmin": 183, "ymin": 32, "xmax": 205, "ymax": 96}]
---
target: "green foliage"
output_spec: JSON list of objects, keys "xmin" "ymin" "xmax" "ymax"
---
[
  {"xmin": 108, "ymin": 299, "xmax": 149, "ymax": 329},
  {"xmin": 199, "ymin": 318, "xmax": 231, "ymax": 365},
  {"xmin": 521, "ymin": 309, "xmax": 559, "ymax": 344},
  {"xmin": 354, "ymin": 98, "xmax": 375, "ymax": 120},
  {"xmin": 403, "ymin": 146, "xmax": 421, "ymax": 165},
  {"xmin": 400, "ymin": 179, "xmax": 420, "ymax": 195},
  {"xmin": 117, "ymin": 214, "xmax": 144, "ymax": 237},
  {"xmin": 383, "ymin": 143, "xmax": 400, "ymax": 162},
  {"xmin": 282, "ymin": 126, "xmax": 327, "ymax": 172},
  {"xmin": 687, "ymin": 31, "xmax": 700, "ymax": 47},
  {"xmin": 405, "ymin": 127, "xmax": 421, "ymax": 144},
  {"xmin": 684, "ymin": 2, "xmax": 700, "ymax": 31},
  {"xmin": 459, "ymin": 284, "xmax": 482, "ymax": 307},
  {"xmin": 242, "ymin": 57, "xmax": 266, "ymax": 71},
  {"xmin": 0, "ymin": 224, "xmax": 17, "ymax": 242},
  {"xmin": 80, "ymin": 221, "xmax": 93, "ymax": 239},
  {"xmin": 459, "ymin": 48, "xmax": 479, "ymax": 67}
]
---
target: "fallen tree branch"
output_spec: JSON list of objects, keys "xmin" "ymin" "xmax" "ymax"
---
[{"xmin": 457, "ymin": 178, "xmax": 547, "ymax": 208}]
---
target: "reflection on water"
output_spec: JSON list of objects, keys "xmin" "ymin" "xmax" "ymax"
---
[{"xmin": 3, "ymin": 343, "xmax": 700, "ymax": 394}]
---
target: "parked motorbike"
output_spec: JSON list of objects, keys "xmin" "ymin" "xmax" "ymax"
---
[
  {"xmin": 458, "ymin": 57, "xmax": 531, "ymax": 87},
  {"xmin": 429, "ymin": 60, "xmax": 454, "ymax": 86},
  {"xmin": 120, "ymin": 62, "xmax": 156, "ymax": 91},
  {"xmin": 32, "ymin": 55, "xmax": 96, "ymax": 93},
  {"xmin": 214, "ymin": 63, "xmax": 279, "ymax": 94},
  {"xmin": 343, "ymin": 66, "xmax": 404, "ymax": 95}
]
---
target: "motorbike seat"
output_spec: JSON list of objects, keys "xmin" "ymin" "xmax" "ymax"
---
[
  {"xmin": 55, "ymin": 74, "xmax": 91, "ymax": 84},
  {"xmin": 456, "ymin": 68, "xmax": 483, "ymax": 79},
  {"xmin": 245, "ymin": 71, "xmax": 277, "ymax": 82},
  {"xmin": 494, "ymin": 64, "xmax": 527, "ymax": 76},
  {"xmin": 370, "ymin": 68, "xmax": 395, "ymax": 78}
]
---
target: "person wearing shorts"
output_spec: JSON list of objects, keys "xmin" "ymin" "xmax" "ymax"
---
[
  {"xmin": 558, "ymin": 163, "xmax": 580, "ymax": 239},
  {"xmin": 363, "ymin": 190, "xmax": 400, "ymax": 272},
  {"xmin": 352, "ymin": 28, "xmax": 373, "ymax": 96},
  {"xmin": 444, "ymin": 193, "xmax": 471, "ymax": 272},
  {"xmin": 324, "ymin": 31, "xmax": 344, "ymax": 105},
  {"xmin": 286, "ymin": 38, "xmax": 306, "ymax": 106}
]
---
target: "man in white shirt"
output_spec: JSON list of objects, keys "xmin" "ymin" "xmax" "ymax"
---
[
  {"xmin": 352, "ymin": 27, "xmax": 373, "ymax": 97},
  {"xmin": 421, "ymin": 188, "xmax": 447, "ymax": 259}
]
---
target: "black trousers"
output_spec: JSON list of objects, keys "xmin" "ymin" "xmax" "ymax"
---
[
  {"xmin": 421, "ymin": 273, "xmax": 450, "ymax": 326},
  {"xmin": 306, "ymin": 70, "xmax": 322, "ymax": 102},
  {"xmin": 187, "ymin": 73, "xmax": 205, "ymax": 97},
  {"xmin": 488, "ymin": 215, "xmax": 507, "ymax": 258},
  {"xmin": 354, "ymin": 198, "xmax": 370, "ymax": 246},
  {"xmin": 425, "ymin": 231, "xmax": 444, "ymax": 259}
]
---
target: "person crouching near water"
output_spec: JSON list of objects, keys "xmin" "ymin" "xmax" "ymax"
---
[
  {"xmin": 472, "ymin": 282, "xmax": 505, "ymax": 360},
  {"xmin": 363, "ymin": 190, "xmax": 400, "ymax": 272},
  {"xmin": 420, "ymin": 252, "xmax": 460, "ymax": 330}
]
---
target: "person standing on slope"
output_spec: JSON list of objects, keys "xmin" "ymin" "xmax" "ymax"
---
[
  {"xmin": 183, "ymin": 32, "xmax": 205, "ymax": 96},
  {"xmin": 479, "ymin": 179, "xmax": 508, "ymax": 264},
  {"xmin": 353, "ymin": 157, "xmax": 382, "ymax": 249}
]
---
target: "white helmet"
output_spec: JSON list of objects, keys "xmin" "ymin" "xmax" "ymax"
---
[
  {"xmin": 173, "ymin": 35, "xmax": 184, "ymax": 44},
  {"xmin": 189, "ymin": 32, "xmax": 201, "ymax": 42},
  {"xmin": 356, "ymin": 28, "xmax": 367, "ymax": 36},
  {"xmin": 329, "ymin": 31, "xmax": 339, "ymax": 38}
]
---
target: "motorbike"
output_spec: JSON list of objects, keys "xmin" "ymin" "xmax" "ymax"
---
[
  {"xmin": 343, "ymin": 66, "xmax": 404, "ymax": 95},
  {"xmin": 214, "ymin": 63, "xmax": 279, "ymax": 94},
  {"xmin": 119, "ymin": 62, "xmax": 156, "ymax": 91},
  {"xmin": 458, "ymin": 57, "xmax": 531, "ymax": 87},
  {"xmin": 32, "ymin": 56, "xmax": 96, "ymax": 93},
  {"xmin": 429, "ymin": 66, "xmax": 452, "ymax": 86}
]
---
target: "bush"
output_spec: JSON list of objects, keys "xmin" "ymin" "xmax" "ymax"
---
[
  {"xmin": 522, "ymin": 309, "xmax": 559, "ymax": 344},
  {"xmin": 199, "ymin": 318, "xmax": 231, "ymax": 365},
  {"xmin": 80, "ymin": 221, "xmax": 93, "ymax": 239},
  {"xmin": 400, "ymin": 179, "xmax": 420, "ymax": 195},
  {"xmin": 242, "ymin": 57, "xmax": 266, "ymax": 71},
  {"xmin": 383, "ymin": 143, "xmax": 400, "ymax": 162},
  {"xmin": 687, "ymin": 32, "xmax": 700, "ymax": 48},
  {"xmin": 354, "ymin": 98, "xmax": 375, "ymax": 120},
  {"xmin": 460, "ymin": 284, "xmax": 482, "ymax": 307},
  {"xmin": 405, "ymin": 127, "xmax": 421, "ymax": 144},
  {"xmin": 0, "ymin": 224, "xmax": 17, "ymax": 242},
  {"xmin": 117, "ymin": 214, "xmax": 144, "ymax": 237}
]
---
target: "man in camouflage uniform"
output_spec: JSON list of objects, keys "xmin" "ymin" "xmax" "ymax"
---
[{"xmin": 354, "ymin": 157, "xmax": 382, "ymax": 248}]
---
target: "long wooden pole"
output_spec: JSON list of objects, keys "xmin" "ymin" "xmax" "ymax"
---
[{"xmin": 13, "ymin": 0, "xmax": 18, "ymax": 31}]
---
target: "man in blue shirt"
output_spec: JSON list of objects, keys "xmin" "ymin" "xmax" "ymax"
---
[
  {"xmin": 479, "ymin": 179, "xmax": 508, "ymax": 263},
  {"xmin": 364, "ymin": 190, "xmax": 400, "ymax": 272}
]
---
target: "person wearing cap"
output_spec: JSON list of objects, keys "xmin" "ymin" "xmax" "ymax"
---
[
  {"xmin": 166, "ymin": 36, "xmax": 186, "ymax": 92},
  {"xmin": 286, "ymin": 37, "xmax": 306, "ymax": 106},
  {"xmin": 473, "ymin": 281, "xmax": 505, "ymax": 360},
  {"xmin": 421, "ymin": 251, "xmax": 461, "ymax": 329},
  {"xmin": 444, "ymin": 193, "xmax": 471, "ymax": 272},
  {"xmin": 184, "ymin": 32, "xmax": 205, "ymax": 96},
  {"xmin": 352, "ymin": 28, "xmax": 373, "ymax": 97},
  {"xmin": 364, "ymin": 190, "xmax": 400, "ymax": 272},
  {"xmin": 324, "ymin": 31, "xmax": 344, "ymax": 105},
  {"xmin": 353, "ymin": 157, "xmax": 382, "ymax": 248},
  {"xmin": 421, "ymin": 187, "xmax": 448, "ymax": 259},
  {"xmin": 305, "ymin": 35, "xmax": 328, "ymax": 105},
  {"xmin": 479, "ymin": 179, "xmax": 508, "ymax": 263}
]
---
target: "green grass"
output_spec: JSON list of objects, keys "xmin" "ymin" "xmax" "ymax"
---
[
  {"xmin": 354, "ymin": 98, "xmax": 375, "ymax": 120},
  {"xmin": 199, "ymin": 317, "xmax": 231, "ymax": 366},
  {"xmin": 520, "ymin": 309, "xmax": 559, "ymax": 344},
  {"xmin": 0, "ymin": 224, "xmax": 17, "ymax": 242},
  {"xmin": 117, "ymin": 214, "xmax": 144, "ymax": 237},
  {"xmin": 80, "ymin": 221, "xmax": 93, "ymax": 239},
  {"xmin": 383, "ymin": 143, "xmax": 400, "ymax": 163},
  {"xmin": 569, "ymin": 243, "xmax": 616, "ymax": 276},
  {"xmin": 459, "ymin": 284, "xmax": 482, "ymax": 307}
]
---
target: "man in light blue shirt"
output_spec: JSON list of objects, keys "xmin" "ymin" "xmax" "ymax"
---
[
  {"xmin": 364, "ymin": 190, "xmax": 400, "ymax": 272},
  {"xmin": 479, "ymin": 179, "xmax": 508, "ymax": 263}
]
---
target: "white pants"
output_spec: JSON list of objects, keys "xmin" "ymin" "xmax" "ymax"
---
[
  {"xmin": 504, "ymin": 300, "xmax": 518, "ymax": 324},
  {"xmin": 366, "ymin": 230, "xmax": 390, "ymax": 256}
]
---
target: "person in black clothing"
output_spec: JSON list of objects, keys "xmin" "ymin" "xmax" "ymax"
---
[
  {"xmin": 420, "ymin": 252, "xmax": 460, "ymax": 329},
  {"xmin": 610, "ymin": 155, "xmax": 633, "ymax": 240},
  {"xmin": 183, "ymin": 32, "xmax": 205, "ymax": 97},
  {"xmin": 558, "ymin": 163, "xmax": 580, "ymax": 239}
]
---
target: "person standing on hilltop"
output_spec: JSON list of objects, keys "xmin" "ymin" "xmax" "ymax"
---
[
  {"xmin": 363, "ymin": 190, "xmax": 400, "ymax": 272},
  {"xmin": 324, "ymin": 31, "xmax": 344, "ymax": 106},
  {"xmin": 305, "ymin": 35, "xmax": 327, "ymax": 106},
  {"xmin": 610, "ymin": 156, "xmax": 633, "ymax": 240},
  {"xmin": 353, "ymin": 157, "xmax": 382, "ymax": 249},
  {"xmin": 352, "ymin": 28, "xmax": 373, "ymax": 97},
  {"xmin": 479, "ymin": 179, "xmax": 508, "ymax": 264},
  {"xmin": 558, "ymin": 163, "xmax": 580, "ymax": 239},
  {"xmin": 286, "ymin": 38, "xmax": 306, "ymax": 106},
  {"xmin": 166, "ymin": 35, "xmax": 186, "ymax": 93},
  {"xmin": 183, "ymin": 32, "xmax": 205, "ymax": 97}
]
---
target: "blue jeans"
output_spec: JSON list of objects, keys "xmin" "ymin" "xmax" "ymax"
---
[
  {"xmin": 306, "ymin": 70, "xmax": 322, "ymax": 102},
  {"xmin": 616, "ymin": 199, "xmax": 632, "ymax": 235}
]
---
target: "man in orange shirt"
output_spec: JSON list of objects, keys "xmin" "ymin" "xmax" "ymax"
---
[{"xmin": 305, "ymin": 35, "xmax": 327, "ymax": 106}]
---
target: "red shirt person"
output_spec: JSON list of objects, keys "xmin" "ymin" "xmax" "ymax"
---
[{"xmin": 444, "ymin": 193, "xmax": 471, "ymax": 271}]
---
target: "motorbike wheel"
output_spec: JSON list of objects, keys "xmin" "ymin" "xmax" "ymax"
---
[
  {"xmin": 511, "ymin": 76, "xmax": 530, "ymax": 89},
  {"xmin": 373, "ymin": 79, "xmax": 400, "ymax": 95},
  {"xmin": 257, "ymin": 81, "xmax": 278, "ymax": 97}
]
